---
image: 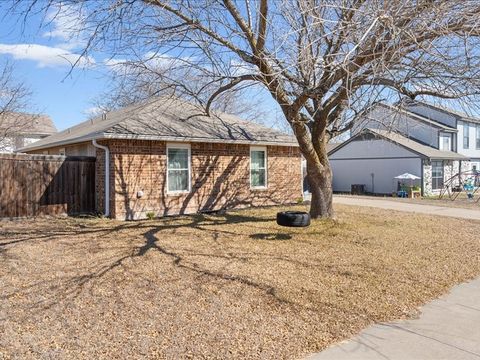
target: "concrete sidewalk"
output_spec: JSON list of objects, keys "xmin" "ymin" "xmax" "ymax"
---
[
  {"xmin": 333, "ymin": 196, "xmax": 480, "ymax": 220},
  {"xmin": 308, "ymin": 278, "xmax": 480, "ymax": 360}
]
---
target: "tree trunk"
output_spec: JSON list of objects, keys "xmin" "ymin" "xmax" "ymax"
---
[
  {"xmin": 306, "ymin": 158, "xmax": 334, "ymax": 219},
  {"xmin": 282, "ymin": 110, "xmax": 334, "ymax": 219}
]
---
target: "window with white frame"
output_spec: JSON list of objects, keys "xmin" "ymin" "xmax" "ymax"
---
[
  {"xmin": 431, "ymin": 161, "xmax": 444, "ymax": 190},
  {"xmin": 166, "ymin": 144, "xmax": 191, "ymax": 193},
  {"xmin": 476, "ymin": 125, "xmax": 480, "ymax": 150},
  {"xmin": 463, "ymin": 122, "xmax": 470, "ymax": 149},
  {"xmin": 250, "ymin": 146, "xmax": 267, "ymax": 188},
  {"xmin": 439, "ymin": 134, "xmax": 451, "ymax": 151}
]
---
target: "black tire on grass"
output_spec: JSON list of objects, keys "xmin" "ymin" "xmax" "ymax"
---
[{"xmin": 276, "ymin": 211, "xmax": 311, "ymax": 227}]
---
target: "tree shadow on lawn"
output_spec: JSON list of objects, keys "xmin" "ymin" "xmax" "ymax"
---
[
  {"xmin": 0, "ymin": 210, "xmax": 271, "ymax": 248},
  {"xmin": 2, "ymin": 210, "xmax": 305, "ymax": 317}
]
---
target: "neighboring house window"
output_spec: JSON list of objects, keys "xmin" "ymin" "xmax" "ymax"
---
[
  {"xmin": 59, "ymin": 148, "xmax": 66, "ymax": 156},
  {"xmin": 463, "ymin": 122, "xmax": 470, "ymax": 149},
  {"xmin": 14, "ymin": 136, "xmax": 24, "ymax": 150},
  {"xmin": 166, "ymin": 143, "xmax": 191, "ymax": 193},
  {"xmin": 431, "ymin": 161, "xmax": 444, "ymax": 190},
  {"xmin": 439, "ymin": 134, "xmax": 451, "ymax": 151},
  {"xmin": 250, "ymin": 146, "xmax": 267, "ymax": 188},
  {"xmin": 476, "ymin": 125, "xmax": 480, "ymax": 150}
]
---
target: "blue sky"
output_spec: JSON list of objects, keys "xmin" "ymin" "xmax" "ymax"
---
[
  {"xmin": 2, "ymin": 3, "xmax": 476, "ymax": 135},
  {"xmin": 0, "ymin": 3, "xmax": 284, "ymax": 132},
  {"xmin": 0, "ymin": 5, "xmax": 114, "ymax": 130}
]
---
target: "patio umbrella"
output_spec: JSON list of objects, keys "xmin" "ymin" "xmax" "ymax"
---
[
  {"xmin": 394, "ymin": 173, "xmax": 421, "ymax": 180},
  {"xmin": 394, "ymin": 173, "xmax": 421, "ymax": 196}
]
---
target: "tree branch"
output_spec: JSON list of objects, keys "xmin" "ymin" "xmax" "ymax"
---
[{"xmin": 205, "ymin": 74, "xmax": 260, "ymax": 116}]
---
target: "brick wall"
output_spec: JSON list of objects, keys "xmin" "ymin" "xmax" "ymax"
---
[
  {"xmin": 28, "ymin": 142, "xmax": 96, "ymax": 156},
  {"xmin": 96, "ymin": 139, "xmax": 302, "ymax": 220}
]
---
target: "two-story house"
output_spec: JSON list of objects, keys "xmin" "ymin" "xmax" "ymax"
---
[
  {"xmin": 0, "ymin": 112, "xmax": 57, "ymax": 152},
  {"xmin": 327, "ymin": 101, "xmax": 475, "ymax": 196},
  {"xmin": 402, "ymin": 100, "xmax": 480, "ymax": 172}
]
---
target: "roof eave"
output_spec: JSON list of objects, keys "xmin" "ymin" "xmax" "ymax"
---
[
  {"xmin": 101, "ymin": 133, "xmax": 299, "ymax": 147},
  {"xmin": 16, "ymin": 133, "xmax": 103, "ymax": 153},
  {"xmin": 17, "ymin": 132, "xmax": 299, "ymax": 153},
  {"xmin": 429, "ymin": 156, "xmax": 469, "ymax": 160}
]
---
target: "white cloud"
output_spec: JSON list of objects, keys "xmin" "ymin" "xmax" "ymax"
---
[
  {"xmin": 0, "ymin": 43, "xmax": 94, "ymax": 68},
  {"xmin": 43, "ymin": 3, "xmax": 88, "ymax": 51},
  {"xmin": 84, "ymin": 106, "xmax": 103, "ymax": 116},
  {"xmin": 102, "ymin": 54, "xmax": 193, "ymax": 75},
  {"xmin": 230, "ymin": 59, "xmax": 257, "ymax": 76},
  {"xmin": 102, "ymin": 58, "xmax": 132, "ymax": 76},
  {"xmin": 104, "ymin": 58, "xmax": 125, "ymax": 67},
  {"xmin": 143, "ymin": 52, "xmax": 196, "ymax": 71}
]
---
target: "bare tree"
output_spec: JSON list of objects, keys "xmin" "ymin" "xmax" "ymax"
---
[
  {"xmin": 93, "ymin": 62, "xmax": 270, "ymax": 124},
  {"xmin": 0, "ymin": 62, "xmax": 32, "ymax": 151},
  {"xmin": 12, "ymin": 0, "xmax": 480, "ymax": 218}
]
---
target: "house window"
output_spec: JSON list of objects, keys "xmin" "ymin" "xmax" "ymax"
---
[
  {"xmin": 14, "ymin": 136, "xmax": 25, "ymax": 150},
  {"xmin": 166, "ymin": 144, "xmax": 191, "ymax": 193},
  {"xmin": 476, "ymin": 125, "xmax": 480, "ymax": 150},
  {"xmin": 439, "ymin": 134, "xmax": 451, "ymax": 151},
  {"xmin": 59, "ymin": 148, "xmax": 66, "ymax": 156},
  {"xmin": 463, "ymin": 122, "xmax": 470, "ymax": 149},
  {"xmin": 431, "ymin": 161, "xmax": 444, "ymax": 190},
  {"xmin": 250, "ymin": 146, "xmax": 267, "ymax": 188}
]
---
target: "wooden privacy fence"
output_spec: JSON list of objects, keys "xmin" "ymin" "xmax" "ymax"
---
[{"xmin": 0, "ymin": 153, "xmax": 96, "ymax": 218}]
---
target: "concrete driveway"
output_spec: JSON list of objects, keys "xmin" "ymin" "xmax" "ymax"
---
[
  {"xmin": 307, "ymin": 278, "xmax": 480, "ymax": 360},
  {"xmin": 333, "ymin": 195, "xmax": 480, "ymax": 220}
]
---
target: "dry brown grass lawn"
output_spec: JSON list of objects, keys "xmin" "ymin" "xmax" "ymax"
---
[{"xmin": 1, "ymin": 204, "xmax": 480, "ymax": 359}]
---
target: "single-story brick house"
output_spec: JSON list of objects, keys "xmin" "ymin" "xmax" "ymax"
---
[{"xmin": 18, "ymin": 98, "xmax": 302, "ymax": 220}]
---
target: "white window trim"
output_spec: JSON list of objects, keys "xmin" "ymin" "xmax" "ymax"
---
[
  {"xmin": 463, "ymin": 122, "xmax": 470, "ymax": 149},
  {"xmin": 439, "ymin": 133, "xmax": 451, "ymax": 151},
  {"xmin": 250, "ymin": 146, "xmax": 268, "ymax": 190},
  {"xmin": 166, "ymin": 143, "xmax": 191, "ymax": 195},
  {"xmin": 431, "ymin": 160, "xmax": 444, "ymax": 190},
  {"xmin": 476, "ymin": 125, "xmax": 480, "ymax": 150}
]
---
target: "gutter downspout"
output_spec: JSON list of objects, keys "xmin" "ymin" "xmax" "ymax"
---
[{"xmin": 92, "ymin": 139, "xmax": 110, "ymax": 217}]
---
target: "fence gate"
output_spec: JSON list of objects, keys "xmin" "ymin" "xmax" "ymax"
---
[{"xmin": 0, "ymin": 153, "xmax": 96, "ymax": 218}]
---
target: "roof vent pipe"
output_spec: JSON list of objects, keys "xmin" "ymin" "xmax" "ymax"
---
[{"xmin": 92, "ymin": 139, "xmax": 110, "ymax": 217}]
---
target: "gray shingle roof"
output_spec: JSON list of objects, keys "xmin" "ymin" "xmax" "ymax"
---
[
  {"xmin": 330, "ymin": 128, "xmax": 469, "ymax": 160},
  {"xmin": 19, "ymin": 97, "xmax": 297, "ymax": 152},
  {"xmin": 403, "ymin": 99, "xmax": 480, "ymax": 125},
  {"xmin": 0, "ymin": 112, "xmax": 57, "ymax": 136},
  {"xmin": 374, "ymin": 103, "xmax": 458, "ymax": 131}
]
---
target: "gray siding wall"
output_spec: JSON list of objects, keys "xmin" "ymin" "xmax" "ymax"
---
[
  {"xmin": 457, "ymin": 121, "xmax": 480, "ymax": 159},
  {"xmin": 330, "ymin": 138, "xmax": 422, "ymax": 194},
  {"xmin": 354, "ymin": 105, "xmax": 440, "ymax": 148},
  {"xmin": 331, "ymin": 158, "xmax": 422, "ymax": 194},
  {"xmin": 330, "ymin": 138, "xmax": 415, "ymax": 159},
  {"xmin": 405, "ymin": 104, "xmax": 457, "ymax": 128}
]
